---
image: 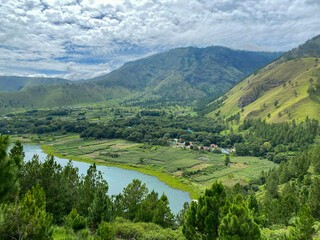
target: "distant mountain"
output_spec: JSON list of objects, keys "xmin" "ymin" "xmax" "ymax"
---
[
  {"xmin": 92, "ymin": 47, "xmax": 281, "ymax": 100},
  {"xmin": 206, "ymin": 34, "xmax": 320, "ymax": 122},
  {"xmin": 0, "ymin": 76, "xmax": 71, "ymax": 92},
  {"xmin": 0, "ymin": 46, "xmax": 281, "ymax": 113}
]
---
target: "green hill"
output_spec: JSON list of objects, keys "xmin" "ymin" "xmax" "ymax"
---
[
  {"xmin": 0, "ymin": 46, "xmax": 280, "ymax": 113},
  {"xmin": 206, "ymin": 35, "xmax": 320, "ymax": 122},
  {"xmin": 0, "ymin": 83, "xmax": 134, "ymax": 113},
  {"xmin": 0, "ymin": 76, "xmax": 70, "ymax": 92},
  {"xmin": 93, "ymin": 46, "xmax": 280, "ymax": 100},
  {"xmin": 0, "ymin": 47, "xmax": 279, "ymax": 113}
]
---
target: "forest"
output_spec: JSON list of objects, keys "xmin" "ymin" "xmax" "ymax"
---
[
  {"xmin": 1, "ymin": 135, "xmax": 320, "ymax": 239},
  {"xmin": 1, "ymin": 110, "xmax": 318, "ymax": 160}
]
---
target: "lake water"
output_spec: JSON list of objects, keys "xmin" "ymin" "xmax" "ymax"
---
[{"xmin": 23, "ymin": 144, "xmax": 191, "ymax": 214}]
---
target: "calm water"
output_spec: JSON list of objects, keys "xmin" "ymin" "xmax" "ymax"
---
[{"xmin": 22, "ymin": 144, "xmax": 191, "ymax": 214}]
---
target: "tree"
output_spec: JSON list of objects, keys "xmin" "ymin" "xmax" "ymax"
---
[
  {"xmin": 152, "ymin": 194, "xmax": 175, "ymax": 228},
  {"xmin": 88, "ymin": 188, "xmax": 113, "ymax": 229},
  {"xmin": 289, "ymin": 204, "xmax": 314, "ymax": 240},
  {"xmin": 224, "ymin": 154, "xmax": 230, "ymax": 166},
  {"xmin": 135, "ymin": 190, "xmax": 159, "ymax": 223},
  {"xmin": 122, "ymin": 179, "xmax": 148, "ymax": 220},
  {"xmin": 77, "ymin": 164, "xmax": 108, "ymax": 217},
  {"xmin": 0, "ymin": 136, "xmax": 23, "ymax": 203},
  {"xmin": 311, "ymin": 145, "xmax": 320, "ymax": 174},
  {"xmin": 94, "ymin": 221, "xmax": 115, "ymax": 240},
  {"xmin": 64, "ymin": 208, "xmax": 87, "ymax": 232},
  {"xmin": 183, "ymin": 182, "xmax": 228, "ymax": 240},
  {"xmin": 308, "ymin": 177, "xmax": 320, "ymax": 218},
  {"xmin": 177, "ymin": 202, "xmax": 190, "ymax": 226},
  {"xmin": 0, "ymin": 185, "xmax": 53, "ymax": 240},
  {"xmin": 218, "ymin": 194, "xmax": 261, "ymax": 240}
]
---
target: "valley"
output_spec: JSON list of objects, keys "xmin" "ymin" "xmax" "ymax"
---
[{"xmin": 1, "ymin": 34, "xmax": 320, "ymax": 239}]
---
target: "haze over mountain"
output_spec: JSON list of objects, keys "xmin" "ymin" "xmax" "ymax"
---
[
  {"xmin": 0, "ymin": 76, "xmax": 70, "ymax": 92},
  {"xmin": 0, "ymin": 46, "xmax": 280, "ymax": 113},
  {"xmin": 206, "ymin": 34, "xmax": 320, "ymax": 122}
]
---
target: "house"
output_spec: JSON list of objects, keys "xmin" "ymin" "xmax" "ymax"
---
[{"xmin": 221, "ymin": 149, "xmax": 231, "ymax": 154}]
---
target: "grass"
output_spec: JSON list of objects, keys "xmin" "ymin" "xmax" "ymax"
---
[
  {"xmin": 40, "ymin": 136, "xmax": 277, "ymax": 198},
  {"xmin": 207, "ymin": 58, "xmax": 320, "ymax": 123}
]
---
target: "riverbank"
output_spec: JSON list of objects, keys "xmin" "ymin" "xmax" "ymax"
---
[{"xmin": 40, "ymin": 144, "xmax": 201, "ymax": 199}]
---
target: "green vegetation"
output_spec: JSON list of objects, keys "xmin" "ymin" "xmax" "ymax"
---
[
  {"xmin": 41, "ymin": 136, "xmax": 276, "ymax": 191},
  {"xmin": 1, "ymin": 136, "xmax": 320, "ymax": 239},
  {"xmin": 0, "ymin": 46, "xmax": 280, "ymax": 113},
  {"xmin": 207, "ymin": 35, "xmax": 320, "ymax": 123}
]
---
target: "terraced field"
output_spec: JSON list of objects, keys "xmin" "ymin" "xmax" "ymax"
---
[{"xmin": 44, "ymin": 136, "xmax": 277, "ymax": 189}]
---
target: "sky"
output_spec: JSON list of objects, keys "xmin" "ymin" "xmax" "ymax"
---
[{"xmin": 0, "ymin": 0, "xmax": 320, "ymax": 80}]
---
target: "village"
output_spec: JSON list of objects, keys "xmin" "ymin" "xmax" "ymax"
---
[{"xmin": 169, "ymin": 138, "xmax": 234, "ymax": 154}]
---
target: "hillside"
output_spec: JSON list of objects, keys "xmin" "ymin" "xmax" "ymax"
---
[
  {"xmin": 0, "ymin": 76, "xmax": 70, "ymax": 92},
  {"xmin": 0, "ymin": 83, "xmax": 134, "ymax": 113},
  {"xmin": 93, "ymin": 46, "xmax": 280, "ymax": 100},
  {"xmin": 206, "ymin": 35, "xmax": 320, "ymax": 122},
  {"xmin": 0, "ymin": 47, "xmax": 280, "ymax": 113}
]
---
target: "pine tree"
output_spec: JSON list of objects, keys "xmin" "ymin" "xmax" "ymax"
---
[
  {"xmin": 88, "ymin": 188, "xmax": 112, "ymax": 229},
  {"xmin": 152, "ymin": 194, "xmax": 175, "ymax": 228},
  {"xmin": 183, "ymin": 181, "xmax": 228, "ymax": 240},
  {"xmin": 0, "ymin": 185, "xmax": 53, "ymax": 239},
  {"xmin": 0, "ymin": 135, "xmax": 23, "ymax": 203},
  {"xmin": 289, "ymin": 204, "xmax": 314, "ymax": 240},
  {"xmin": 94, "ymin": 221, "xmax": 115, "ymax": 240},
  {"xmin": 122, "ymin": 179, "xmax": 148, "ymax": 220},
  {"xmin": 135, "ymin": 190, "xmax": 159, "ymax": 223},
  {"xmin": 218, "ymin": 194, "xmax": 261, "ymax": 240}
]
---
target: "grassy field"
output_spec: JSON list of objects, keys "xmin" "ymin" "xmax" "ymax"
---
[
  {"xmin": 207, "ymin": 58, "xmax": 320, "ymax": 123},
  {"xmin": 40, "ymin": 135, "xmax": 277, "ymax": 196}
]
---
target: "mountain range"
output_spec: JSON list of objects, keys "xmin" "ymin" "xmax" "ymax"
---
[{"xmin": 0, "ymin": 47, "xmax": 280, "ymax": 113}]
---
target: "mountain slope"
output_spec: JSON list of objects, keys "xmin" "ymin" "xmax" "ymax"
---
[
  {"xmin": 93, "ymin": 46, "xmax": 281, "ymax": 99},
  {"xmin": 0, "ymin": 46, "xmax": 280, "ymax": 113},
  {"xmin": 206, "ymin": 35, "xmax": 320, "ymax": 122},
  {"xmin": 0, "ymin": 76, "xmax": 71, "ymax": 92}
]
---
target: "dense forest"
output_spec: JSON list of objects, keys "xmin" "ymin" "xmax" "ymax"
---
[{"xmin": 1, "ymin": 135, "xmax": 320, "ymax": 239}]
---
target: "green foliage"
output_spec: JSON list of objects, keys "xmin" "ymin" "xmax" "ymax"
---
[
  {"xmin": 218, "ymin": 194, "xmax": 261, "ymax": 240},
  {"xmin": 308, "ymin": 177, "xmax": 320, "ymax": 218},
  {"xmin": 88, "ymin": 188, "xmax": 113, "ymax": 229},
  {"xmin": 135, "ymin": 190, "xmax": 159, "ymax": 223},
  {"xmin": 176, "ymin": 202, "xmax": 190, "ymax": 226},
  {"xmin": 76, "ymin": 164, "xmax": 108, "ymax": 217},
  {"xmin": 0, "ymin": 185, "xmax": 53, "ymax": 240},
  {"xmin": 236, "ymin": 118, "xmax": 318, "ymax": 158},
  {"xmin": 288, "ymin": 204, "xmax": 315, "ymax": 240},
  {"xmin": 183, "ymin": 181, "xmax": 228, "ymax": 239},
  {"xmin": 152, "ymin": 194, "xmax": 175, "ymax": 228},
  {"xmin": 282, "ymin": 34, "xmax": 320, "ymax": 60},
  {"xmin": 20, "ymin": 155, "xmax": 81, "ymax": 223},
  {"xmin": 94, "ymin": 221, "xmax": 115, "ymax": 240},
  {"xmin": 224, "ymin": 154, "xmax": 231, "ymax": 166},
  {"xmin": 121, "ymin": 179, "xmax": 148, "ymax": 221},
  {"xmin": 112, "ymin": 217, "xmax": 184, "ymax": 240},
  {"xmin": 65, "ymin": 208, "xmax": 87, "ymax": 232},
  {"xmin": 0, "ymin": 135, "xmax": 23, "ymax": 202}
]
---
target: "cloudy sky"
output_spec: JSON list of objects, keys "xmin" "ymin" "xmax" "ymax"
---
[{"xmin": 1, "ymin": 0, "xmax": 320, "ymax": 80}]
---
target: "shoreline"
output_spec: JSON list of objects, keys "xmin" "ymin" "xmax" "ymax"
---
[{"xmin": 40, "ymin": 144, "xmax": 200, "ymax": 200}]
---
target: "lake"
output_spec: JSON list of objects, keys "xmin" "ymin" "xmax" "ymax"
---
[{"xmin": 23, "ymin": 144, "xmax": 191, "ymax": 214}]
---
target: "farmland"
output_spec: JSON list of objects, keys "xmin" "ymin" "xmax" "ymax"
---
[{"xmin": 39, "ymin": 135, "xmax": 277, "ymax": 195}]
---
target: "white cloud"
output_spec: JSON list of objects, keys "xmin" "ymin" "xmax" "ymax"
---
[{"xmin": 0, "ymin": 0, "xmax": 319, "ymax": 80}]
